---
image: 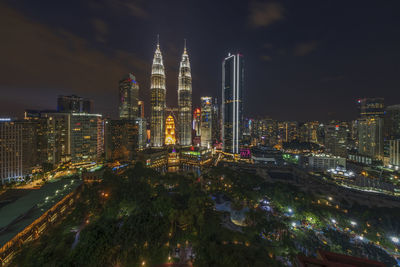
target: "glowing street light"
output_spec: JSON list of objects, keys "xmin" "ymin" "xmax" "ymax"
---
[
  {"xmin": 331, "ymin": 219, "xmax": 336, "ymax": 224},
  {"xmin": 358, "ymin": 236, "xmax": 364, "ymax": 241},
  {"xmin": 288, "ymin": 208, "xmax": 293, "ymax": 213},
  {"xmin": 350, "ymin": 221, "xmax": 357, "ymax": 226},
  {"xmin": 328, "ymin": 197, "xmax": 333, "ymax": 201},
  {"xmin": 391, "ymin": 237, "xmax": 399, "ymax": 243},
  {"xmin": 291, "ymin": 222, "xmax": 296, "ymax": 227}
]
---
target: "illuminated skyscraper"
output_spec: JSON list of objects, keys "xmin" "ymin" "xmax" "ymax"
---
[
  {"xmin": 222, "ymin": 53, "xmax": 244, "ymax": 154},
  {"xmin": 119, "ymin": 73, "xmax": 139, "ymax": 120},
  {"xmin": 150, "ymin": 37, "xmax": 166, "ymax": 147},
  {"xmin": 178, "ymin": 40, "xmax": 192, "ymax": 146},
  {"xmin": 200, "ymin": 97, "xmax": 212, "ymax": 148}
]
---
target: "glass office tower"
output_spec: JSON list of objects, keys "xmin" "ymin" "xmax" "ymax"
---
[{"xmin": 222, "ymin": 53, "xmax": 244, "ymax": 154}]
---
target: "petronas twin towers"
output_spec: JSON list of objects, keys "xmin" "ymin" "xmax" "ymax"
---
[{"xmin": 150, "ymin": 37, "xmax": 192, "ymax": 147}]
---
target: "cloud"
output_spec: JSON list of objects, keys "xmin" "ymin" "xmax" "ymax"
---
[
  {"xmin": 91, "ymin": 18, "xmax": 109, "ymax": 43},
  {"xmin": 122, "ymin": 1, "xmax": 148, "ymax": 18},
  {"xmin": 294, "ymin": 41, "xmax": 319, "ymax": 56},
  {"xmin": 0, "ymin": 3, "xmax": 149, "ymax": 115},
  {"xmin": 91, "ymin": 0, "xmax": 148, "ymax": 19},
  {"xmin": 249, "ymin": 2, "xmax": 285, "ymax": 27},
  {"xmin": 263, "ymin": 43, "xmax": 273, "ymax": 49},
  {"xmin": 260, "ymin": 55, "xmax": 272, "ymax": 61}
]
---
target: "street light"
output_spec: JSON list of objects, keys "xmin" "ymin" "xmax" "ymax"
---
[
  {"xmin": 350, "ymin": 221, "xmax": 357, "ymax": 226},
  {"xmin": 331, "ymin": 219, "xmax": 336, "ymax": 224},
  {"xmin": 391, "ymin": 237, "xmax": 399, "ymax": 243}
]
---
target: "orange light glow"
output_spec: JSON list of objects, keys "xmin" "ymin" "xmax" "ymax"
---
[{"xmin": 165, "ymin": 115, "xmax": 176, "ymax": 145}]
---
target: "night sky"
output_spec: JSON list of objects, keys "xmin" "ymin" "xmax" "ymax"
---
[{"xmin": 1, "ymin": 0, "xmax": 400, "ymax": 122}]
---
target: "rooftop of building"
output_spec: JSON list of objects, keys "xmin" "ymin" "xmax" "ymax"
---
[{"xmin": 0, "ymin": 178, "xmax": 82, "ymax": 247}]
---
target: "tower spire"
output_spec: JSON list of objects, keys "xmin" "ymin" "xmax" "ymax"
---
[
  {"xmin": 184, "ymin": 38, "xmax": 187, "ymax": 53},
  {"xmin": 157, "ymin": 34, "xmax": 160, "ymax": 48}
]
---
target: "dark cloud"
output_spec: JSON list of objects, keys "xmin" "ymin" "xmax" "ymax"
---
[
  {"xmin": 91, "ymin": 0, "xmax": 148, "ymax": 19},
  {"xmin": 294, "ymin": 41, "xmax": 319, "ymax": 56},
  {"xmin": 260, "ymin": 55, "xmax": 272, "ymax": 61},
  {"xmin": 0, "ymin": 3, "xmax": 148, "ymax": 115},
  {"xmin": 263, "ymin": 43, "xmax": 273, "ymax": 49},
  {"xmin": 91, "ymin": 18, "xmax": 108, "ymax": 43},
  {"xmin": 249, "ymin": 2, "xmax": 285, "ymax": 27}
]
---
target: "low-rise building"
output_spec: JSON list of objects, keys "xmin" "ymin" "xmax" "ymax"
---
[{"xmin": 304, "ymin": 154, "xmax": 346, "ymax": 170}]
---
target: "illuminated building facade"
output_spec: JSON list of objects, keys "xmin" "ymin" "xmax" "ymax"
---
[
  {"xmin": 104, "ymin": 119, "xmax": 138, "ymax": 162},
  {"xmin": 200, "ymin": 97, "xmax": 212, "ymax": 148},
  {"xmin": 25, "ymin": 110, "xmax": 71, "ymax": 166},
  {"xmin": 222, "ymin": 53, "xmax": 244, "ymax": 154},
  {"xmin": 193, "ymin": 108, "xmax": 201, "ymax": 146},
  {"xmin": 178, "ymin": 41, "xmax": 193, "ymax": 146},
  {"xmin": 324, "ymin": 123, "xmax": 348, "ymax": 157},
  {"xmin": 299, "ymin": 121, "xmax": 320, "ymax": 144},
  {"xmin": 277, "ymin": 121, "xmax": 298, "ymax": 143},
  {"xmin": 0, "ymin": 119, "xmax": 38, "ymax": 184},
  {"xmin": 358, "ymin": 117, "xmax": 384, "ymax": 160},
  {"xmin": 70, "ymin": 113, "xmax": 103, "ymax": 163},
  {"xmin": 165, "ymin": 115, "xmax": 176, "ymax": 145},
  {"xmin": 119, "ymin": 73, "xmax": 139, "ymax": 120},
  {"xmin": 0, "ymin": 121, "xmax": 24, "ymax": 184},
  {"xmin": 150, "ymin": 38, "xmax": 166, "ymax": 147},
  {"xmin": 138, "ymin": 100, "xmax": 145, "ymax": 118}
]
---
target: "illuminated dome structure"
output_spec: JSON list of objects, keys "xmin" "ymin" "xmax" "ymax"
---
[{"xmin": 165, "ymin": 115, "xmax": 176, "ymax": 145}]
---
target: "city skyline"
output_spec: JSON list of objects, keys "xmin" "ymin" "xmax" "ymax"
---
[
  {"xmin": 1, "ymin": 1, "xmax": 400, "ymax": 121},
  {"xmin": 2, "ymin": 2, "xmax": 400, "ymax": 265}
]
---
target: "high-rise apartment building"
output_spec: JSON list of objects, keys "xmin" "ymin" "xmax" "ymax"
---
[
  {"xmin": 119, "ymin": 73, "xmax": 139, "ymax": 120},
  {"xmin": 384, "ymin": 105, "xmax": 400, "ymax": 140},
  {"xmin": 135, "ymin": 117, "xmax": 147, "ymax": 149},
  {"xmin": 178, "ymin": 41, "xmax": 192, "ymax": 146},
  {"xmin": 200, "ymin": 97, "xmax": 212, "ymax": 148},
  {"xmin": 25, "ymin": 110, "xmax": 71, "ymax": 166},
  {"xmin": 105, "ymin": 119, "xmax": 138, "ymax": 162},
  {"xmin": 324, "ymin": 123, "xmax": 348, "ymax": 157},
  {"xmin": 0, "ymin": 120, "xmax": 37, "ymax": 184},
  {"xmin": 150, "ymin": 38, "xmax": 166, "ymax": 147},
  {"xmin": 358, "ymin": 117, "xmax": 384, "ymax": 160},
  {"xmin": 222, "ymin": 53, "xmax": 244, "ymax": 154},
  {"xmin": 70, "ymin": 113, "xmax": 103, "ymax": 163}
]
